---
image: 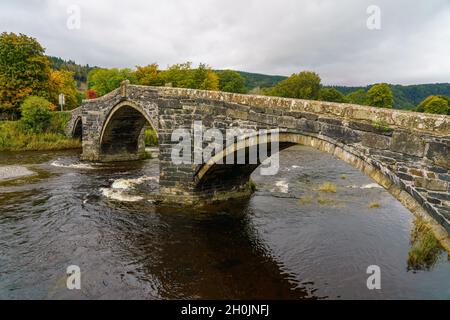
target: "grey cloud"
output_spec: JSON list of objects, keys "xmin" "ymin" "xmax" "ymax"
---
[{"xmin": 0, "ymin": 0, "xmax": 449, "ymax": 86}]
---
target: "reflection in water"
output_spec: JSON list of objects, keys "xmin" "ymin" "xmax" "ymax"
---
[{"xmin": 0, "ymin": 146, "xmax": 449, "ymax": 300}]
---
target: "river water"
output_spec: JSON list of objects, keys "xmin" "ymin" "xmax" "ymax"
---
[{"xmin": 0, "ymin": 146, "xmax": 449, "ymax": 299}]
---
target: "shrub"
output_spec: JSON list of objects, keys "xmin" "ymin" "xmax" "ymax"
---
[
  {"xmin": 408, "ymin": 217, "xmax": 442, "ymax": 270},
  {"xmin": 318, "ymin": 182, "xmax": 337, "ymax": 193},
  {"xmin": 86, "ymin": 89, "xmax": 97, "ymax": 99},
  {"xmin": 48, "ymin": 112, "xmax": 72, "ymax": 135},
  {"xmin": 20, "ymin": 96, "xmax": 52, "ymax": 133},
  {"xmin": 0, "ymin": 120, "xmax": 80, "ymax": 151}
]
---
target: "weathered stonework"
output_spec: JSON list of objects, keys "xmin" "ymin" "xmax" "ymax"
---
[{"xmin": 67, "ymin": 82, "xmax": 450, "ymax": 241}]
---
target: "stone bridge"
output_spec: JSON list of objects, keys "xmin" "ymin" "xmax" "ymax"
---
[{"xmin": 67, "ymin": 81, "xmax": 450, "ymax": 235}]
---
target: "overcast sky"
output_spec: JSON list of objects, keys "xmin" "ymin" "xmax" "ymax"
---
[{"xmin": 1, "ymin": 0, "xmax": 449, "ymax": 86}]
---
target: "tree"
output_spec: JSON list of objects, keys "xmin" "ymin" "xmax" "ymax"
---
[
  {"xmin": 319, "ymin": 88, "xmax": 346, "ymax": 103},
  {"xmin": 346, "ymin": 89, "xmax": 368, "ymax": 105},
  {"xmin": 134, "ymin": 64, "xmax": 164, "ymax": 86},
  {"xmin": 48, "ymin": 70, "xmax": 80, "ymax": 110},
  {"xmin": 199, "ymin": 70, "xmax": 219, "ymax": 90},
  {"xmin": 366, "ymin": 83, "xmax": 393, "ymax": 108},
  {"xmin": 159, "ymin": 62, "xmax": 194, "ymax": 88},
  {"xmin": 20, "ymin": 96, "xmax": 52, "ymax": 133},
  {"xmin": 218, "ymin": 70, "xmax": 247, "ymax": 93},
  {"xmin": 159, "ymin": 62, "xmax": 219, "ymax": 90},
  {"xmin": 417, "ymin": 95, "xmax": 449, "ymax": 115},
  {"xmin": 87, "ymin": 68, "xmax": 137, "ymax": 96},
  {"xmin": 270, "ymin": 71, "xmax": 321, "ymax": 100},
  {"xmin": 0, "ymin": 32, "xmax": 52, "ymax": 116}
]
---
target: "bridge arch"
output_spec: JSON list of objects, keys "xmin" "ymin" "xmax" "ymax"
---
[
  {"xmin": 194, "ymin": 131, "xmax": 433, "ymax": 227},
  {"xmin": 99, "ymin": 101, "xmax": 158, "ymax": 161},
  {"xmin": 72, "ymin": 116, "xmax": 83, "ymax": 140}
]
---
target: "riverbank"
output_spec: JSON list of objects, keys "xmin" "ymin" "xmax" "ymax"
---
[{"xmin": 0, "ymin": 120, "xmax": 81, "ymax": 152}]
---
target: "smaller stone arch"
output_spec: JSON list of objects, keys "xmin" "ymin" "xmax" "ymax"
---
[
  {"xmin": 193, "ymin": 131, "xmax": 436, "ymax": 230},
  {"xmin": 72, "ymin": 117, "xmax": 83, "ymax": 141},
  {"xmin": 99, "ymin": 101, "xmax": 158, "ymax": 161}
]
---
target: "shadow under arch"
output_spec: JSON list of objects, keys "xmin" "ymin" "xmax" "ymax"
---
[
  {"xmin": 72, "ymin": 117, "xmax": 82, "ymax": 141},
  {"xmin": 194, "ymin": 131, "xmax": 434, "ymax": 225},
  {"xmin": 99, "ymin": 101, "xmax": 158, "ymax": 162}
]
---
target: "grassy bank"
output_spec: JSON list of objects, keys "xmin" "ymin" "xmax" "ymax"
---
[{"xmin": 0, "ymin": 113, "xmax": 81, "ymax": 152}]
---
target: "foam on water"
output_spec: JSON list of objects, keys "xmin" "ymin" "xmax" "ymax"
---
[
  {"xmin": 272, "ymin": 180, "xmax": 289, "ymax": 193},
  {"xmin": 51, "ymin": 160, "xmax": 95, "ymax": 170},
  {"xmin": 347, "ymin": 183, "xmax": 383, "ymax": 189},
  {"xmin": 111, "ymin": 176, "xmax": 159, "ymax": 190},
  {"xmin": 100, "ymin": 188, "xmax": 144, "ymax": 202},
  {"xmin": 101, "ymin": 175, "xmax": 159, "ymax": 202}
]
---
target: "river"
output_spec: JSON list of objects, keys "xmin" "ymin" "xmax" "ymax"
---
[{"xmin": 0, "ymin": 146, "xmax": 449, "ymax": 299}]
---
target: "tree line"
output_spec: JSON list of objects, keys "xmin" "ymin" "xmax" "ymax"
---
[{"xmin": 0, "ymin": 32, "xmax": 448, "ymax": 121}]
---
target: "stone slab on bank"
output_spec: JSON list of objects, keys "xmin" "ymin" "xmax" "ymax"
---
[{"xmin": 0, "ymin": 166, "xmax": 35, "ymax": 181}]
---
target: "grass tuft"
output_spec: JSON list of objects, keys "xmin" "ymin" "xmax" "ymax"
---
[
  {"xmin": 407, "ymin": 217, "xmax": 442, "ymax": 270},
  {"xmin": 318, "ymin": 182, "xmax": 337, "ymax": 193},
  {"xmin": 368, "ymin": 202, "xmax": 381, "ymax": 209}
]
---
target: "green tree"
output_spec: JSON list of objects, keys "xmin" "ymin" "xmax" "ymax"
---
[
  {"xmin": 134, "ymin": 64, "xmax": 164, "ymax": 86},
  {"xmin": 417, "ymin": 96, "xmax": 449, "ymax": 115},
  {"xmin": 367, "ymin": 83, "xmax": 394, "ymax": 108},
  {"xmin": 87, "ymin": 68, "xmax": 137, "ymax": 96},
  {"xmin": 218, "ymin": 70, "xmax": 247, "ymax": 93},
  {"xmin": 319, "ymin": 88, "xmax": 346, "ymax": 103},
  {"xmin": 159, "ymin": 62, "xmax": 219, "ymax": 90},
  {"xmin": 0, "ymin": 32, "xmax": 52, "ymax": 116},
  {"xmin": 159, "ymin": 62, "xmax": 194, "ymax": 88},
  {"xmin": 270, "ymin": 71, "xmax": 321, "ymax": 100},
  {"xmin": 20, "ymin": 96, "xmax": 52, "ymax": 133},
  {"xmin": 346, "ymin": 89, "xmax": 368, "ymax": 105},
  {"xmin": 416, "ymin": 95, "xmax": 450, "ymax": 114}
]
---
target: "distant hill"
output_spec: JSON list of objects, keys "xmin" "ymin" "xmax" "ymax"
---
[
  {"xmin": 328, "ymin": 83, "xmax": 450, "ymax": 109},
  {"xmin": 48, "ymin": 56, "xmax": 96, "ymax": 89},
  {"xmin": 234, "ymin": 71, "xmax": 287, "ymax": 90}
]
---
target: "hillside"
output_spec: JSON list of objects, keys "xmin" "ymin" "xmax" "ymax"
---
[
  {"xmin": 234, "ymin": 71, "xmax": 287, "ymax": 90},
  {"xmin": 328, "ymin": 83, "xmax": 450, "ymax": 109},
  {"xmin": 48, "ymin": 56, "xmax": 96, "ymax": 89}
]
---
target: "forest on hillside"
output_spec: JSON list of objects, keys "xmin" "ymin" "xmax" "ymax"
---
[
  {"xmin": 329, "ymin": 83, "xmax": 450, "ymax": 110},
  {"xmin": 49, "ymin": 55, "xmax": 449, "ymax": 110}
]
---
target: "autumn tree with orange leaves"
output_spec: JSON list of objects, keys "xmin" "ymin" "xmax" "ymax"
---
[{"xmin": 0, "ymin": 32, "xmax": 52, "ymax": 117}]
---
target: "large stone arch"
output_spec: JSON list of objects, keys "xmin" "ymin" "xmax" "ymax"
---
[
  {"xmin": 98, "ymin": 100, "xmax": 158, "ymax": 162},
  {"xmin": 193, "ymin": 131, "xmax": 446, "ymax": 237}
]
